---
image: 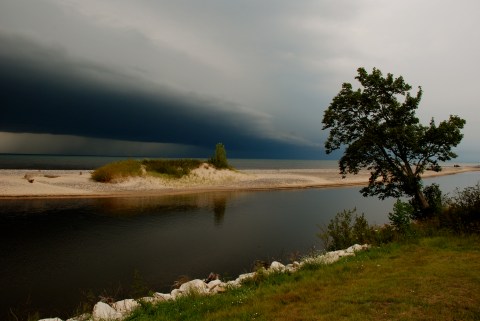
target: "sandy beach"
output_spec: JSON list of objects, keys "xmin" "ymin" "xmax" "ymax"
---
[{"xmin": 1, "ymin": 164, "xmax": 479, "ymax": 199}]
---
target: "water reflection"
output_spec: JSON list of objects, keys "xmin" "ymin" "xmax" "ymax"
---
[
  {"xmin": 1, "ymin": 172, "xmax": 479, "ymax": 320},
  {"xmin": 1, "ymin": 192, "xmax": 233, "ymax": 225}
]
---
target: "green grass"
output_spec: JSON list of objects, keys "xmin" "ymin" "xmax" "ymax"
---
[
  {"xmin": 91, "ymin": 159, "xmax": 143, "ymax": 182},
  {"xmin": 125, "ymin": 234, "xmax": 480, "ymax": 321},
  {"xmin": 91, "ymin": 159, "xmax": 203, "ymax": 182},
  {"xmin": 142, "ymin": 159, "xmax": 203, "ymax": 179}
]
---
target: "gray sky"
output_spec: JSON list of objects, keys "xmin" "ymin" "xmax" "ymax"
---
[{"xmin": 1, "ymin": 0, "xmax": 479, "ymax": 160}]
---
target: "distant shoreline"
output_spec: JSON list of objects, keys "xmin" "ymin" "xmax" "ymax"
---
[{"xmin": 1, "ymin": 165, "xmax": 479, "ymax": 199}]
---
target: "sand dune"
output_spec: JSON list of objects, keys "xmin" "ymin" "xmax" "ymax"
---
[{"xmin": 0, "ymin": 164, "xmax": 478, "ymax": 199}]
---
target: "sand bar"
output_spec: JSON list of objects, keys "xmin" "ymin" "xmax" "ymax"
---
[{"xmin": 0, "ymin": 164, "xmax": 479, "ymax": 199}]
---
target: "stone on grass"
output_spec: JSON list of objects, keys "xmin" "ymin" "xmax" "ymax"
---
[
  {"xmin": 112, "ymin": 299, "xmax": 139, "ymax": 314},
  {"xmin": 154, "ymin": 292, "xmax": 173, "ymax": 301},
  {"xmin": 269, "ymin": 261, "xmax": 286, "ymax": 272},
  {"xmin": 138, "ymin": 296, "xmax": 164, "ymax": 304},
  {"xmin": 66, "ymin": 313, "xmax": 91, "ymax": 321},
  {"xmin": 207, "ymin": 279, "xmax": 223, "ymax": 290},
  {"xmin": 346, "ymin": 244, "xmax": 363, "ymax": 253},
  {"xmin": 179, "ymin": 279, "xmax": 209, "ymax": 295},
  {"xmin": 237, "ymin": 272, "xmax": 256, "ymax": 282},
  {"xmin": 170, "ymin": 288, "xmax": 182, "ymax": 300},
  {"xmin": 226, "ymin": 279, "xmax": 241, "ymax": 288},
  {"xmin": 92, "ymin": 301, "xmax": 123, "ymax": 321}
]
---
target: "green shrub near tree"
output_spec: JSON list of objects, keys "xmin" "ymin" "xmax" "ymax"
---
[{"xmin": 318, "ymin": 208, "xmax": 374, "ymax": 251}]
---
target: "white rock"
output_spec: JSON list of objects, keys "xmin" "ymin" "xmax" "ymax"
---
[
  {"xmin": 237, "ymin": 272, "xmax": 256, "ymax": 282},
  {"xmin": 346, "ymin": 244, "xmax": 363, "ymax": 253},
  {"xmin": 210, "ymin": 283, "xmax": 227, "ymax": 294},
  {"xmin": 153, "ymin": 292, "xmax": 173, "ymax": 301},
  {"xmin": 207, "ymin": 279, "xmax": 223, "ymax": 290},
  {"xmin": 92, "ymin": 301, "xmax": 123, "ymax": 321},
  {"xmin": 138, "ymin": 296, "xmax": 163, "ymax": 304},
  {"xmin": 285, "ymin": 264, "xmax": 297, "ymax": 272},
  {"xmin": 170, "ymin": 288, "xmax": 183, "ymax": 300},
  {"xmin": 66, "ymin": 313, "xmax": 91, "ymax": 321},
  {"xmin": 270, "ymin": 261, "xmax": 286, "ymax": 272},
  {"xmin": 226, "ymin": 279, "xmax": 241, "ymax": 288},
  {"xmin": 38, "ymin": 318, "xmax": 63, "ymax": 321},
  {"xmin": 112, "ymin": 299, "xmax": 139, "ymax": 314},
  {"xmin": 179, "ymin": 279, "xmax": 209, "ymax": 295},
  {"xmin": 321, "ymin": 252, "xmax": 340, "ymax": 264}
]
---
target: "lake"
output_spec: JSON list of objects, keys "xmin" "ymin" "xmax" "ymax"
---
[{"xmin": 1, "ymin": 166, "xmax": 479, "ymax": 319}]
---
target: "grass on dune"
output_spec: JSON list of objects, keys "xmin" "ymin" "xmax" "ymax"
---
[
  {"xmin": 125, "ymin": 234, "xmax": 480, "ymax": 321},
  {"xmin": 91, "ymin": 159, "xmax": 203, "ymax": 182}
]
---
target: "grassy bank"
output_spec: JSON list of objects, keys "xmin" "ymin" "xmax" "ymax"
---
[{"xmin": 125, "ymin": 234, "xmax": 480, "ymax": 321}]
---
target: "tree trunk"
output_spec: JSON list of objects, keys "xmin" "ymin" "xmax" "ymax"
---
[{"xmin": 415, "ymin": 189, "xmax": 430, "ymax": 213}]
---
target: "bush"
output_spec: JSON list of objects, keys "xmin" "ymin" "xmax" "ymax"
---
[
  {"xmin": 142, "ymin": 159, "xmax": 202, "ymax": 178},
  {"xmin": 318, "ymin": 208, "xmax": 374, "ymax": 251},
  {"xmin": 209, "ymin": 143, "xmax": 229, "ymax": 169},
  {"xmin": 411, "ymin": 183, "xmax": 444, "ymax": 220},
  {"xmin": 441, "ymin": 182, "xmax": 480, "ymax": 233},
  {"xmin": 389, "ymin": 199, "xmax": 414, "ymax": 236},
  {"xmin": 91, "ymin": 160, "xmax": 142, "ymax": 182}
]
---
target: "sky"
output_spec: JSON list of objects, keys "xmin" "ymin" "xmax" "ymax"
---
[{"xmin": 1, "ymin": 0, "xmax": 479, "ymax": 160}]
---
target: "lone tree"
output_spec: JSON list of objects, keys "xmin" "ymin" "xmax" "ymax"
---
[
  {"xmin": 322, "ymin": 67, "xmax": 465, "ymax": 213},
  {"xmin": 209, "ymin": 143, "xmax": 229, "ymax": 169}
]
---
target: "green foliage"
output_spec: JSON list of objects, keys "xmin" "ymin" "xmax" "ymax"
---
[
  {"xmin": 318, "ymin": 208, "xmax": 374, "ymax": 251},
  {"xmin": 91, "ymin": 159, "xmax": 143, "ymax": 182},
  {"xmin": 209, "ymin": 143, "xmax": 230, "ymax": 169},
  {"xmin": 389, "ymin": 199, "xmax": 414, "ymax": 235},
  {"xmin": 441, "ymin": 182, "xmax": 480, "ymax": 233},
  {"xmin": 142, "ymin": 159, "xmax": 202, "ymax": 178},
  {"xmin": 411, "ymin": 183, "xmax": 444, "ymax": 220},
  {"xmin": 322, "ymin": 67, "xmax": 465, "ymax": 211},
  {"xmin": 91, "ymin": 159, "xmax": 203, "ymax": 182}
]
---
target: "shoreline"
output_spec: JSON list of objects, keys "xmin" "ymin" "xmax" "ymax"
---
[{"xmin": 0, "ymin": 165, "xmax": 479, "ymax": 199}]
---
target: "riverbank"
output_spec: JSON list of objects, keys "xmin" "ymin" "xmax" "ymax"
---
[
  {"xmin": 0, "ymin": 165, "xmax": 479, "ymax": 198},
  {"xmin": 122, "ymin": 234, "xmax": 480, "ymax": 321}
]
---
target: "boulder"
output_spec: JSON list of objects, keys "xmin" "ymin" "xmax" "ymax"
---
[
  {"xmin": 226, "ymin": 279, "xmax": 241, "ymax": 288},
  {"xmin": 346, "ymin": 244, "xmax": 363, "ymax": 253},
  {"xmin": 210, "ymin": 283, "xmax": 227, "ymax": 294},
  {"xmin": 92, "ymin": 301, "xmax": 123, "ymax": 321},
  {"xmin": 179, "ymin": 279, "xmax": 209, "ymax": 295},
  {"xmin": 138, "ymin": 296, "xmax": 164, "ymax": 304},
  {"xmin": 66, "ymin": 313, "xmax": 90, "ymax": 321},
  {"xmin": 237, "ymin": 272, "xmax": 256, "ymax": 282},
  {"xmin": 269, "ymin": 261, "xmax": 286, "ymax": 272},
  {"xmin": 38, "ymin": 318, "xmax": 63, "ymax": 321},
  {"xmin": 170, "ymin": 288, "xmax": 182, "ymax": 300},
  {"xmin": 153, "ymin": 292, "xmax": 173, "ymax": 301},
  {"xmin": 207, "ymin": 279, "xmax": 223, "ymax": 290},
  {"xmin": 112, "ymin": 299, "xmax": 139, "ymax": 314}
]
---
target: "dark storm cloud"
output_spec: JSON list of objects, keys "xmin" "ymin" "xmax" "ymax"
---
[{"xmin": 0, "ymin": 33, "xmax": 320, "ymax": 158}]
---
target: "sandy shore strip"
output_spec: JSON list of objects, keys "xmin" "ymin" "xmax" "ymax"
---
[{"xmin": 0, "ymin": 165, "xmax": 479, "ymax": 199}]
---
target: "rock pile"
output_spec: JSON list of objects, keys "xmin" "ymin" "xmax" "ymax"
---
[{"xmin": 39, "ymin": 244, "xmax": 370, "ymax": 321}]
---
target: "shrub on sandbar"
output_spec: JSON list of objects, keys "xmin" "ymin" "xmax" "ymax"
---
[{"xmin": 91, "ymin": 160, "xmax": 143, "ymax": 182}]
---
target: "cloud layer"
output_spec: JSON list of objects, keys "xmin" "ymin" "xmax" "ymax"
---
[
  {"xmin": 0, "ymin": 32, "xmax": 320, "ymax": 158},
  {"xmin": 1, "ymin": 0, "xmax": 479, "ymax": 160}
]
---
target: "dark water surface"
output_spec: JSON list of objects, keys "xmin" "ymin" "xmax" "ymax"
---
[{"xmin": 1, "ymin": 172, "xmax": 479, "ymax": 319}]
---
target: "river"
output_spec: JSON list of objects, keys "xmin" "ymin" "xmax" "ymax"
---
[{"xmin": 0, "ymin": 164, "xmax": 479, "ymax": 319}]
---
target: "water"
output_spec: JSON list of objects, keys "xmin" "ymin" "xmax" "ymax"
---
[
  {"xmin": 0, "ymin": 156, "xmax": 479, "ymax": 319},
  {"xmin": 0, "ymin": 154, "xmax": 340, "ymax": 170}
]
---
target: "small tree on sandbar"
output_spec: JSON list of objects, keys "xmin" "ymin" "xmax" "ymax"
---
[{"xmin": 209, "ymin": 143, "xmax": 229, "ymax": 169}]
